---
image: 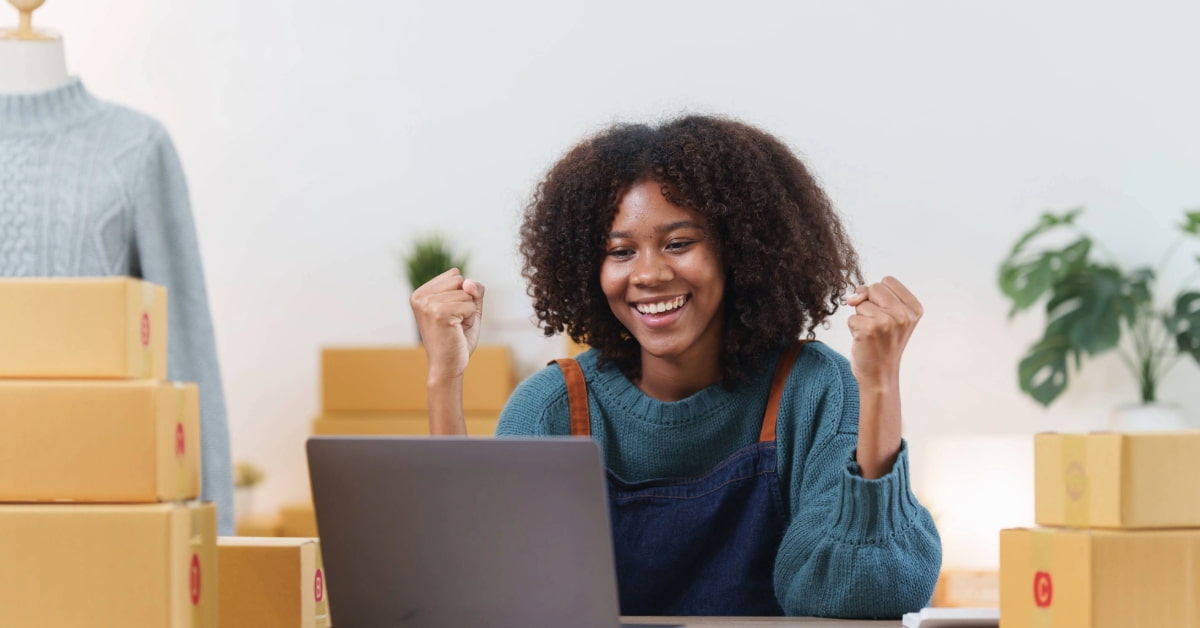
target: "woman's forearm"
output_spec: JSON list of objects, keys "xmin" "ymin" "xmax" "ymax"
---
[
  {"xmin": 855, "ymin": 381, "xmax": 902, "ymax": 479},
  {"xmin": 427, "ymin": 375, "xmax": 468, "ymax": 435}
]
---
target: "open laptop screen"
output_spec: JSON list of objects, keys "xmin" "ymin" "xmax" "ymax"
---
[{"xmin": 308, "ymin": 436, "xmax": 669, "ymax": 628}]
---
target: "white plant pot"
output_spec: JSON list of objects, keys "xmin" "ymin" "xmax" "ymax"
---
[
  {"xmin": 234, "ymin": 487, "xmax": 255, "ymax": 522},
  {"xmin": 1108, "ymin": 403, "xmax": 1190, "ymax": 432}
]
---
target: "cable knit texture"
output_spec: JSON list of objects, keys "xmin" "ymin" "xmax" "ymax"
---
[
  {"xmin": 497, "ymin": 342, "xmax": 942, "ymax": 618},
  {"xmin": 0, "ymin": 78, "xmax": 234, "ymax": 534}
]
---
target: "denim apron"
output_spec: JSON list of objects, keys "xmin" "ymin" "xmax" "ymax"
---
[{"xmin": 552, "ymin": 341, "xmax": 805, "ymax": 616}]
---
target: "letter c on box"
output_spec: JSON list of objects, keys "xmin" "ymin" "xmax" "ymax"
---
[{"xmin": 1033, "ymin": 571, "xmax": 1053, "ymax": 608}]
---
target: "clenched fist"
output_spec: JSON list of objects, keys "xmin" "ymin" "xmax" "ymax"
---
[
  {"xmin": 409, "ymin": 268, "xmax": 486, "ymax": 385},
  {"xmin": 845, "ymin": 276, "xmax": 922, "ymax": 391}
]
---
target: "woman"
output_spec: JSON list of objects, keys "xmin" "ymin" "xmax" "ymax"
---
[{"xmin": 411, "ymin": 115, "xmax": 941, "ymax": 618}]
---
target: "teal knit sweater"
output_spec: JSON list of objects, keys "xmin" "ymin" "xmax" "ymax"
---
[
  {"xmin": 0, "ymin": 78, "xmax": 234, "ymax": 535},
  {"xmin": 497, "ymin": 342, "xmax": 941, "ymax": 618}
]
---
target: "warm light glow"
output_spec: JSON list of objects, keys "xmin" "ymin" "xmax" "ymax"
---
[{"xmin": 910, "ymin": 434, "xmax": 1035, "ymax": 571}]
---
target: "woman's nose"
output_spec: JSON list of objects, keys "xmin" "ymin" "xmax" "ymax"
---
[{"xmin": 631, "ymin": 251, "xmax": 673, "ymax": 286}]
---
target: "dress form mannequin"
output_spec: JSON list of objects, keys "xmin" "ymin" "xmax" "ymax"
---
[
  {"xmin": 0, "ymin": 0, "xmax": 236, "ymax": 535},
  {"xmin": 0, "ymin": 0, "xmax": 69, "ymax": 94}
]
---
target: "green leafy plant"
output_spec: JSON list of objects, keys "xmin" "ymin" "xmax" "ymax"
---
[
  {"xmin": 233, "ymin": 460, "xmax": 265, "ymax": 489},
  {"xmin": 998, "ymin": 208, "xmax": 1200, "ymax": 406},
  {"xmin": 402, "ymin": 234, "xmax": 468, "ymax": 291}
]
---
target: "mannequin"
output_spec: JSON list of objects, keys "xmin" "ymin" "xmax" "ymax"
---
[
  {"xmin": 0, "ymin": 0, "xmax": 235, "ymax": 535},
  {"xmin": 0, "ymin": 0, "xmax": 69, "ymax": 93}
]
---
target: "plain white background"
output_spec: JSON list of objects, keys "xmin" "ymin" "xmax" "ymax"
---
[{"xmin": 24, "ymin": 0, "xmax": 1200, "ymax": 568}]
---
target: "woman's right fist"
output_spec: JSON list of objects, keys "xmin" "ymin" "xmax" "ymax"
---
[{"xmin": 409, "ymin": 268, "xmax": 485, "ymax": 382}]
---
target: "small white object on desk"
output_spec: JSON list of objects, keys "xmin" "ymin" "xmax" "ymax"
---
[{"xmin": 901, "ymin": 607, "xmax": 998, "ymax": 628}]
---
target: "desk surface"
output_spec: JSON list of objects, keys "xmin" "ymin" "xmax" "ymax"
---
[{"xmin": 627, "ymin": 618, "xmax": 898, "ymax": 627}]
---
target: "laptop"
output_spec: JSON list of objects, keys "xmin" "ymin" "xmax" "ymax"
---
[{"xmin": 307, "ymin": 436, "xmax": 682, "ymax": 628}]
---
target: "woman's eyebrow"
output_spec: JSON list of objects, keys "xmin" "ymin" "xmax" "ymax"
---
[
  {"xmin": 656, "ymin": 221, "xmax": 705, "ymax": 234},
  {"xmin": 606, "ymin": 221, "xmax": 706, "ymax": 239}
]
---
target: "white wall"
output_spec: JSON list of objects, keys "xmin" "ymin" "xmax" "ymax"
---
[{"xmin": 30, "ymin": 1, "xmax": 1200, "ymax": 551}]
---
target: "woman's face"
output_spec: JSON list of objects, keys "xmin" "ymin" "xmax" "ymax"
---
[{"xmin": 600, "ymin": 180, "xmax": 725, "ymax": 368}]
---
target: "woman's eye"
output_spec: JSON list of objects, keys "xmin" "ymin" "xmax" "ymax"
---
[
  {"xmin": 666, "ymin": 240, "xmax": 694, "ymax": 251},
  {"xmin": 607, "ymin": 248, "xmax": 633, "ymax": 259}
]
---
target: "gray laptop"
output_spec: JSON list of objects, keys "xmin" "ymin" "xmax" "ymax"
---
[{"xmin": 307, "ymin": 436, "xmax": 682, "ymax": 628}]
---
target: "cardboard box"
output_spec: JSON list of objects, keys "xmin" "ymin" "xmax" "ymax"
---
[
  {"xmin": 1035, "ymin": 431, "xmax": 1200, "ymax": 528},
  {"xmin": 566, "ymin": 337, "xmax": 589, "ymax": 357},
  {"xmin": 932, "ymin": 569, "xmax": 999, "ymax": 608},
  {"xmin": 1000, "ymin": 527, "xmax": 1200, "ymax": 628},
  {"xmin": 0, "ymin": 277, "xmax": 167, "ymax": 379},
  {"xmin": 237, "ymin": 515, "xmax": 282, "ymax": 537},
  {"xmin": 321, "ymin": 345, "xmax": 514, "ymax": 412},
  {"xmin": 0, "ymin": 381, "xmax": 200, "ymax": 502},
  {"xmin": 279, "ymin": 502, "xmax": 318, "ymax": 538},
  {"xmin": 218, "ymin": 537, "xmax": 330, "ymax": 628},
  {"xmin": 0, "ymin": 502, "xmax": 217, "ymax": 628},
  {"xmin": 311, "ymin": 412, "xmax": 499, "ymax": 436}
]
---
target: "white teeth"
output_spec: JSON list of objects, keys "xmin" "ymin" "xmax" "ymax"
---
[{"xmin": 635, "ymin": 296, "xmax": 686, "ymax": 315}]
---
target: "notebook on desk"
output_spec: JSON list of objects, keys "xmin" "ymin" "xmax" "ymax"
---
[
  {"xmin": 901, "ymin": 607, "xmax": 998, "ymax": 627},
  {"xmin": 307, "ymin": 436, "xmax": 684, "ymax": 628}
]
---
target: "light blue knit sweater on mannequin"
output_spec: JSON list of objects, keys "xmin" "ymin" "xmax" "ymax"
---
[{"xmin": 0, "ymin": 78, "xmax": 234, "ymax": 534}]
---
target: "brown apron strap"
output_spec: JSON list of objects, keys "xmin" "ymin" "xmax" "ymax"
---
[
  {"xmin": 760, "ymin": 340, "xmax": 807, "ymax": 443},
  {"xmin": 552, "ymin": 358, "xmax": 591, "ymax": 436},
  {"xmin": 554, "ymin": 341, "xmax": 803, "ymax": 441}
]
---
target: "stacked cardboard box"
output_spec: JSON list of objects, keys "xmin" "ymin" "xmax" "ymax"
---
[
  {"xmin": 0, "ymin": 278, "xmax": 217, "ymax": 627},
  {"xmin": 1001, "ymin": 431, "xmax": 1200, "ymax": 627},
  {"xmin": 566, "ymin": 337, "xmax": 589, "ymax": 358},
  {"xmin": 218, "ymin": 536, "xmax": 331, "ymax": 628},
  {"xmin": 932, "ymin": 569, "xmax": 998, "ymax": 608},
  {"xmin": 269, "ymin": 345, "xmax": 517, "ymax": 538},
  {"xmin": 313, "ymin": 345, "xmax": 514, "ymax": 436}
]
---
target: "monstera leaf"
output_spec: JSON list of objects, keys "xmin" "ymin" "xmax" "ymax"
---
[
  {"xmin": 1180, "ymin": 210, "xmax": 1200, "ymax": 235},
  {"xmin": 1017, "ymin": 266, "xmax": 1131, "ymax": 406},
  {"xmin": 1018, "ymin": 334, "xmax": 1077, "ymax": 406},
  {"xmin": 1007, "ymin": 208, "xmax": 1085, "ymax": 255},
  {"xmin": 1045, "ymin": 266, "xmax": 1129, "ymax": 356},
  {"xmin": 998, "ymin": 209, "xmax": 1090, "ymax": 316},
  {"xmin": 1126, "ymin": 267, "xmax": 1155, "ymax": 307},
  {"xmin": 1171, "ymin": 292, "xmax": 1200, "ymax": 362}
]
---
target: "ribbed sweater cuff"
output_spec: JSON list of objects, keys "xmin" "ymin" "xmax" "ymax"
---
[{"xmin": 830, "ymin": 441, "xmax": 924, "ymax": 544}]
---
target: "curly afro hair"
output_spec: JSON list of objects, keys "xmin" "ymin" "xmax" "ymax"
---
[{"xmin": 519, "ymin": 114, "xmax": 862, "ymax": 386}]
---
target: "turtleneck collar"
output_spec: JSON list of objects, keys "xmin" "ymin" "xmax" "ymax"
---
[{"xmin": 0, "ymin": 77, "xmax": 104, "ymax": 134}]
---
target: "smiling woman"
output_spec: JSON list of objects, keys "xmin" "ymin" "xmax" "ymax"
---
[
  {"xmin": 409, "ymin": 114, "xmax": 942, "ymax": 619},
  {"xmin": 599, "ymin": 181, "xmax": 726, "ymax": 401}
]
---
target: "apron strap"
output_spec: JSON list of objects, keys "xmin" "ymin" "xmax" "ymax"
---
[
  {"xmin": 552, "ymin": 358, "xmax": 591, "ymax": 436},
  {"xmin": 555, "ymin": 338, "xmax": 808, "ymax": 441},
  {"xmin": 759, "ymin": 340, "xmax": 807, "ymax": 443}
]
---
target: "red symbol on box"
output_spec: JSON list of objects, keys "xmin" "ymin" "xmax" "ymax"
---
[
  {"xmin": 190, "ymin": 554, "xmax": 202, "ymax": 606},
  {"xmin": 175, "ymin": 423, "xmax": 186, "ymax": 457},
  {"xmin": 140, "ymin": 312, "xmax": 151, "ymax": 347},
  {"xmin": 314, "ymin": 568, "xmax": 325, "ymax": 602},
  {"xmin": 1033, "ymin": 571, "xmax": 1053, "ymax": 608}
]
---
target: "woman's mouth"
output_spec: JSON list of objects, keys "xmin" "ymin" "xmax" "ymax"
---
[
  {"xmin": 634, "ymin": 295, "xmax": 687, "ymax": 315},
  {"xmin": 632, "ymin": 295, "xmax": 689, "ymax": 328}
]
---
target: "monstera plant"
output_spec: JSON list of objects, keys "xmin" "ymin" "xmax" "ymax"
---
[{"xmin": 998, "ymin": 208, "xmax": 1200, "ymax": 407}]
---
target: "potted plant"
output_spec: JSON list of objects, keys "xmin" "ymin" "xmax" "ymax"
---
[
  {"xmin": 401, "ymin": 234, "xmax": 468, "ymax": 341},
  {"xmin": 233, "ymin": 460, "xmax": 265, "ymax": 522},
  {"xmin": 998, "ymin": 207, "xmax": 1200, "ymax": 429}
]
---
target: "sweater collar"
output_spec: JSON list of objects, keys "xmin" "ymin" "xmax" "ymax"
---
[
  {"xmin": 579, "ymin": 348, "xmax": 776, "ymax": 427},
  {"xmin": 0, "ymin": 77, "xmax": 104, "ymax": 134}
]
